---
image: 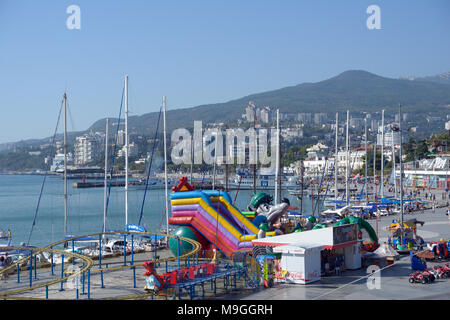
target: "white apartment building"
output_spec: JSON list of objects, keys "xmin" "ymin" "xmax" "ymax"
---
[
  {"xmin": 376, "ymin": 126, "xmax": 401, "ymax": 147},
  {"xmin": 303, "ymin": 150, "xmax": 365, "ymax": 177},
  {"xmin": 118, "ymin": 142, "xmax": 139, "ymax": 158},
  {"xmin": 74, "ymin": 134, "xmax": 101, "ymax": 165},
  {"xmin": 281, "ymin": 127, "xmax": 303, "ymax": 142}
]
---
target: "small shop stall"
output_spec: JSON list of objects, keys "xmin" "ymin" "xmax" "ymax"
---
[
  {"xmin": 273, "ymin": 243, "xmax": 323, "ymax": 284},
  {"xmin": 252, "ymin": 223, "xmax": 361, "ymax": 283}
]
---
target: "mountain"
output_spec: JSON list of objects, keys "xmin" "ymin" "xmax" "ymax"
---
[
  {"xmin": 400, "ymin": 71, "xmax": 450, "ymax": 85},
  {"xmin": 88, "ymin": 70, "xmax": 450, "ymax": 135},
  {"xmin": 3, "ymin": 70, "xmax": 450, "ymax": 148}
]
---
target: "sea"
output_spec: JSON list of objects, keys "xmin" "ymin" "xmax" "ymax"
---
[{"xmin": 0, "ymin": 174, "xmax": 320, "ymax": 248}]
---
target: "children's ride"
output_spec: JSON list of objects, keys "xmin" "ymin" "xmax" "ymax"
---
[
  {"xmin": 168, "ymin": 178, "xmax": 275, "ymax": 257},
  {"xmin": 143, "ymin": 262, "xmax": 166, "ymax": 293}
]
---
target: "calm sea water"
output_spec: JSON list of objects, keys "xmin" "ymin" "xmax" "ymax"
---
[{"xmin": 0, "ymin": 174, "xmax": 317, "ymax": 248}]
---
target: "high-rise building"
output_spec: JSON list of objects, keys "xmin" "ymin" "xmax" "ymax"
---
[
  {"xmin": 297, "ymin": 113, "xmax": 312, "ymax": 124},
  {"xmin": 74, "ymin": 134, "xmax": 101, "ymax": 165},
  {"xmin": 117, "ymin": 129, "xmax": 126, "ymax": 146},
  {"xmin": 260, "ymin": 106, "xmax": 271, "ymax": 123},
  {"xmin": 314, "ymin": 113, "xmax": 327, "ymax": 125}
]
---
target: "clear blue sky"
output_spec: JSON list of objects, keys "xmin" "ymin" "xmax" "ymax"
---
[{"xmin": 0, "ymin": 0, "xmax": 449, "ymax": 143}]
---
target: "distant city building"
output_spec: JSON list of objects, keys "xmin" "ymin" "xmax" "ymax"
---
[
  {"xmin": 306, "ymin": 142, "xmax": 329, "ymax": 159},
  {"xmin": 335, "ymin": 150, "xmax": 365, "ymax": 175},
  {"xmin": 243, "ymin": 102, "xmax": 263, "ymax": 123},
  {"xmin": 50, "ymin": 152, "xmax": 74, "ymax": 172},
  {"xmin": 117, "ymin": 129, "xmax": 126, "ymax": 146},
  {"xmin": 74, "ymin": 134, "xmax": 101, "ymax": 165},
  {"xmin": 445, "ymin": 120, "xmax": 450, "ymax": 132},
  {"xmin": 118, "ymin": 142, "xmax": 139, "ymax": 158},
  {"xmin": 376, "ymin": 125, "xmax": 401, "ymax": 146},
  {"xmin": 297, "ymin": 113, "xmax": 312, "ymax": 124},
  {"xmin": 314, "ymin": 113, "xmax": 327, "ymax": 125},
  {"xmin": 426, "ymin": 115, "xmax": 441, "ymax": 122},
  {"xmin": 395, "ymin": 113, "xmax": 409, "ymax": 122},
  {"xmin": 260, "ymin": 106, "xmax": 271, "ymax": 123},
  {"xmin": 280, "ymin": 127, "xmax": 303, "ymax": 142},
  {"xmin": 280, "ymin": 113, "xmax": 297, "ymax": 122},
  {"xmin": 370, "ymin": 119, "xmax": 380, "ymax": 132},
  {"xmin": 349, "ymin": 117, "xmax": 364, "ymax": 129}
]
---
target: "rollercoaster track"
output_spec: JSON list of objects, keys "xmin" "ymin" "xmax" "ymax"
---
[
  {"xmin": 0, "ymin": 247, "xmax": 93, "ymax": 299},
  {"xmin": 0, "ymin": 231, "xmax": 201, "ymax": 300}
]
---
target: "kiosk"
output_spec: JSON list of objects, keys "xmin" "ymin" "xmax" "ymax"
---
[{"xmin": 273, "ymin": 243, "xmax": 323, "ymax": 284}]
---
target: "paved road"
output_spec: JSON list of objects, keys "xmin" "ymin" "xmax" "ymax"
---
[{"xmin": 239, "ymin": 206, "xmax": 450, "ymax": 300}]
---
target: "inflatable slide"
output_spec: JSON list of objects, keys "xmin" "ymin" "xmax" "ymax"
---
[{"xmin": 168, "ymin": 179, "xmax": 271, "ymax": 257}]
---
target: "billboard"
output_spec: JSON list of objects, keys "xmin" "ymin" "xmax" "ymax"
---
[{"xmin": 333, "ymin": 223, "xmax": 357, "ymax": 245}]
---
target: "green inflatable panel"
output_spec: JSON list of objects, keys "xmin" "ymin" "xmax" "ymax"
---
[
  {"xmin": 312, "ymin": 223, "xmax": 327, "ymax": 230},
  {"xmin": 250, "ymin": 192, "xmax": 273, "ymax": 209},
  {"xmin": 334, "ymin": 216, "xmax": 378, "ymax": 244},
  {"xmin": 168, "ymin": 226, "xmax": 196, "ymax": 256}
]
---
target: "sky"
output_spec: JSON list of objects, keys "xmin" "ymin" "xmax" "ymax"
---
[{"xmin": 0, "ymin": 0, "xmax": 449, "ymax": 143}]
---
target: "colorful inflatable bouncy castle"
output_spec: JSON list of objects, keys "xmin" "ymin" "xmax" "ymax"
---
[{"xmin": 168, "ymin": 178, "xmax": 275, "ymax": 257}]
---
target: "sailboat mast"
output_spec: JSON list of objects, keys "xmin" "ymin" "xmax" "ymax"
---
[
  {"xmin": 392, "ymin": 127, "xmax": 397, "ymax": 199},
  {"xmin": 335, "ymin": 112, "xmax": 338, "ymax": 209},
  {"xmin": 275, "ymin": 109, "xmax": 280, "ymax": 204},
  {"xmin": 124, "ymin": 75, "xmax": 129, "ymax": 227},
  {"xmin": 399, "ymin": 104, "xmax": 404, "ymax": 230},
  {"xmin": 373, "ymin": 141, "xmax": 376, "ymax": 201},
  {"xmin": 346, "ymin": 110, "xmax": 349, "ymax": 205},
  {"xmin": 381, "ymin": 109, "xmax": 385, "ymax": 199},
  {"xmin": 103, "ymin": 118, "xmax": 109, "ymax": 236},
  {"xmin": 365, "ymin": 117, "xmax": 368, "ymax": 202},
  {"xmin": 163, "ymin": 96, "xmax": 170, "ymax": 235},
  {"xmin": 63, "ymin": 92, "xmax": 68, "ymax": 236}
]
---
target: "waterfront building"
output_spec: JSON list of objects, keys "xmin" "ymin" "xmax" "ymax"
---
[
  {"xmin": 50, "ymin": 152, "xmax": 74, "ymax": 172},
  {"xmin": 391, "ymin": 156, "xmax": 450, "ymax": 190},
  {"xmin": 74, "ymin": 134, "xmax": 101, "ymax": 165}
]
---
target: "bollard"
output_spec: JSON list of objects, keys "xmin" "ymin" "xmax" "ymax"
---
[
  {"xmin": 46, "ymin": 285, "xmax": 48, "ymax": 299},
  {"xmin": 17, "ymin": 264, "xmax": 20, "ymax": 283}
]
